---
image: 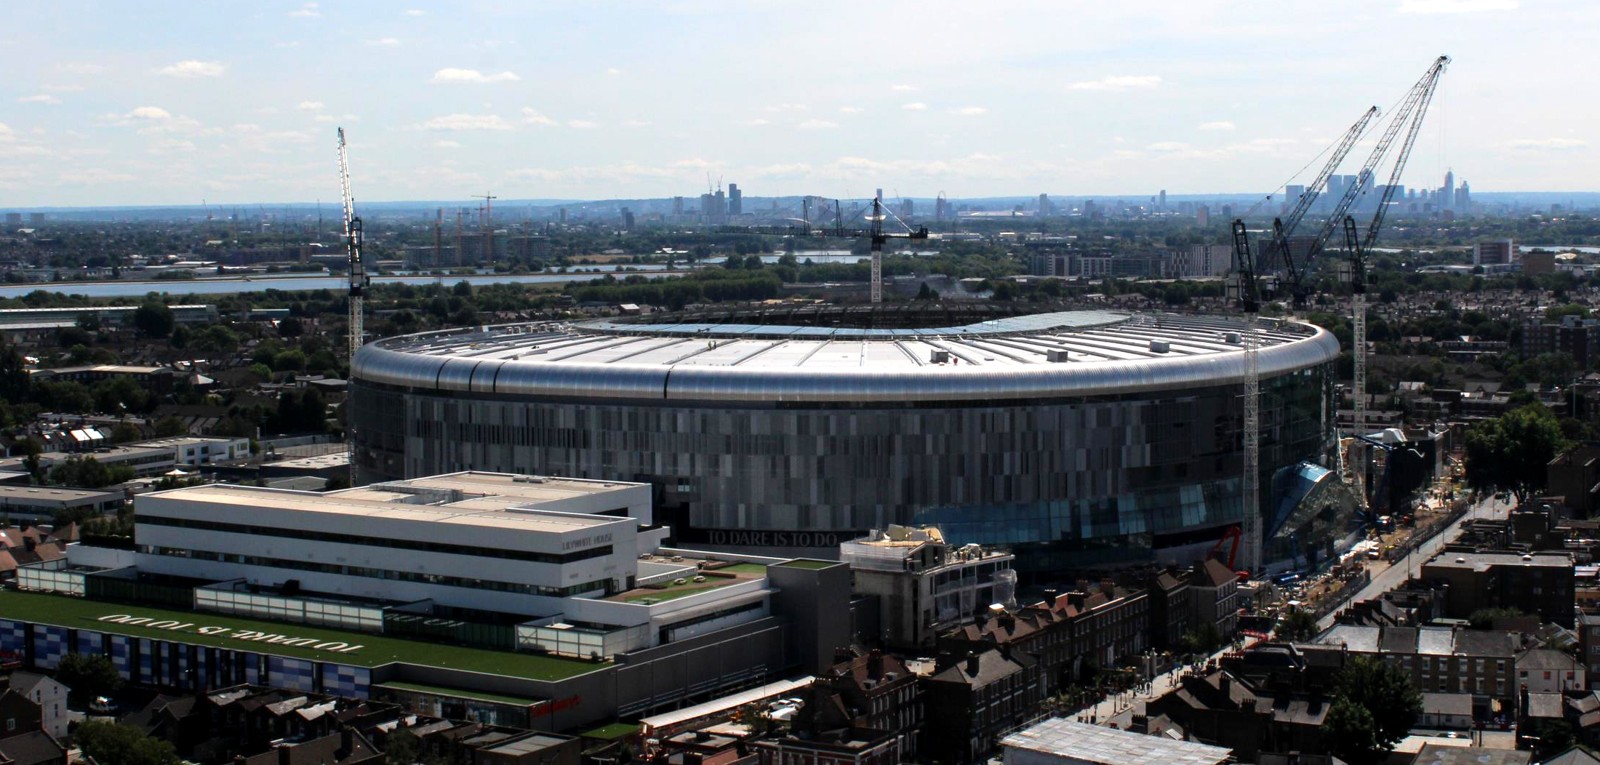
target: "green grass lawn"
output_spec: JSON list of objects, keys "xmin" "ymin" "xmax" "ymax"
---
[
  {"xmin": 0, "ymin": 589, "xmax": 605, "ymax": 681},
  {"xmin": 581, "ymin": 723, "xmax": 641, "ymax": 740}
]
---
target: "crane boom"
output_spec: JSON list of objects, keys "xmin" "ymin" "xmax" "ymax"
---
[
  {"xmin": 720, "ymin": 197, "xmax": 929, "ymax": 303},
  {"xmin": 337, "ymin": 127, "xmax": 367, "ymax": 484},
  {"xmin": 1293, "ymin": 56, "xmax": 1450, "ymax": 301},
  {"xmin": 1270, "ymin": 106, "xmax": 1379, "ymax": 301}
]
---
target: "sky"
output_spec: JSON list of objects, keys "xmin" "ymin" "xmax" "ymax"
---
[{"xmin": 0, "ymin": 0, "xmax": 1595, "ymax": 207}]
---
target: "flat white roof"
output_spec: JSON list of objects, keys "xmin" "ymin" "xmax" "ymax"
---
[
  {"xmin": 1000, "ymin": 718, "xmax": 1231, "ymax": 765},
  {"xmin": 146, "ymin": 472, "xmax": 642, "ymax": 535},
  {"xmin": 0, "ymin": 485, "xmax": 121, "ymax": 501}
]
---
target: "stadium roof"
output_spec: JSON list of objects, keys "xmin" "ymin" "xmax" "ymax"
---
[{"xmin": 355, "ymin": 309, "xmax": 1338, "ymax": 403}]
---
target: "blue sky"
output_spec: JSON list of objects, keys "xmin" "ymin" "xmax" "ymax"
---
[{"xmin": 0, "ymin": 0, "xmax": 1592, "ymax": 207}]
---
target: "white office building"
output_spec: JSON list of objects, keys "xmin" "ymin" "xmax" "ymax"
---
[{"xmin": 134, "ymin": 472, "xmax": 657, "ymax": 616}]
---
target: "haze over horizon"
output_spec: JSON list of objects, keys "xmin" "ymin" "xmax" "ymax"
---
[{"xmin": 2, "ymin": 0, "xmax": 1595, "ymax": 208}]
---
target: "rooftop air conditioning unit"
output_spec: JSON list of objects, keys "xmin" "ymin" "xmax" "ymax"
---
[{"xmin": 1149, "ymin": 340, "xmax": 1171, "ymax": 353}]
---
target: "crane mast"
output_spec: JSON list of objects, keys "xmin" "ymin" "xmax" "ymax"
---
[
  {"xmin": 337, "ymin": 127, "xmax": 368, "ymax": 483},
  {"xmin": 1230, "ymin": 219, "xmax": 1263, "ymax": 576},
  {"xmin": 869, "ymin": 197, "xmax": 886, "ymax": 304},
  {"xmin": 1346, "ymin": 55, "xmax": 1449, "ymax": 464}
]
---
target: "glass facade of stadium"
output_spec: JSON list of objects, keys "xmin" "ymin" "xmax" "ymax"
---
[{"xmin": 350, "ymin": 360, "xmax": 1344, "ymax": 575}]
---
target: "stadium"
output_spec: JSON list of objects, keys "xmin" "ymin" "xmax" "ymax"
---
[{"xmin": 349, "ymin": 305, "xmax": 1353, "ymax": 575}]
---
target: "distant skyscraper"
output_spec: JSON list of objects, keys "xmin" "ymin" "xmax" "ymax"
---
[
  {"xmin": 1196, "ymin": 205, "xmax": 1209, "ymax": 227},
  {"xmin": 621, "ymin": 207, "xmax": 635, "ymax": 229},
  {"xmin": 899, "ymin": 198, "xmax": 914, "ymax": 219},
  {"xmin": 1158, "ymin": 189, "xmax": 1167, "ymax": 210},
  {"xmin": 1284, "ymin": 185, "xmax": 1305, "ymax": 216},
  {"xmin": 672, "ymin": 196, "xmax": 685, "ymax": 216},
  {"xmin": 1456, "ymin": 181, "xmax": 1471, "ymax": 212},
  {"xmin": 1039, "ymin": 193, "xmax": 1053, "ymax": 216},
  {"xmin": 935, "ymin": 196, "xmax": 948, "ymax": 222},
  {"xmin": 728, "ymin": 183, "xmax": 742, "ymax": 216},
  {"xmin": 1443, "ymin": 169, "xmax": 1456, "ymax": 211},
  {"xmin": 875, "ymin": 188, "xmax": 884, "ymax": 202}
]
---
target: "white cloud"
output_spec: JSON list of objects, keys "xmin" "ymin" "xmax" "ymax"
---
[
  {"xmin": 743, "ymin": 118, "xmax": 771, "ymax": 127},
  {"xmin": 567, "ymin": 120, "xmax": 599, "ymax": 129},
  {"xmin": 297, "ymin": 101, "xmax": 324, "ymax": 111},
  {"xmin": 289, "ymin": 2, "xmax": 320, "ymax": 18},
  {"xmin": 0, "ymin": 123, "xmax": 13, "ymax": 140},
  {"xmin": 902, "ymin": 102, "xmax": 928, "ymax": 111},
  {"xmin": 954, "ymin": 106, "xmax": 987, "ymax": 116},
  {"xmin": 1068, "ymin": 75, "xmax": 1162, "ymax": 92},
  {"xmin": 1199, "ymin": 120, "xmax": 1236, "ymax": 131},
  {"xmin": 59, "ymin": 169, "xmax": 136, "ymax": 185},
  {"xmin": 419, "ymin": 113, "xmax": 512, "ymax": 131},
  {"xmin": 764, "ymin": 103, "xmax": 807, "ymax": 113},
  {"xmin": 365, "ymin": 37, "xmax": 401, "ymax": 47},
  {"xmin": 797, "ymin": 119, "xmax": 838, "ymax": 130},
  {"xmin": 403, "ymin": 8, "xmax": 425, "ymax": 15},
  {"xmin": 435, "ymin": 140, "xmax": 461, "ymax": 148},
  {"xmin": 158, "ymin": 60, "xmax": 226, "ymax": 78},
  {"xmin": 620, "ymin": 119, "xmax": 652, "ymax": 128},
  {"xmin": 18, "ymin": 95, "xmax": 61, "ymax": 105},
  {"xmin": 429, "ymin": 68, "xmax": 520, "ymax": 84},
  {"xmin": 1508, "ymin": 137, "xmax": 1587, "ymax": 151},
  {"xmin": 41, "ymin": 84, "xmax": 84, "ymax": 93},
  {"xmin": 1399, "ymin": 0, "xmax": 1517, "ymax": 12},
  {"xmin": 838, "ymin": 106, "xmax": 863, "ymax": 114},
  {"xmin": 891, "ymin": 84, "xmax": 917, "ymax": 92},
  {"xmin": 60, "ymin": 62, "xmax": 105, "ymax": 75},
  {"xmin": 521, "ymin": 108, "xmax": 557, "ymax": 126},
  {"xmin": 606, "ymin": 67, "xmax": 622, "ymax": 76},
  {"xmin": 128, "ymin": 106, "xmax": 173, "ymax": 121},
  {"xmin": 1147, "ymin": 141, "xmax": 1191, "ymax": 152}
]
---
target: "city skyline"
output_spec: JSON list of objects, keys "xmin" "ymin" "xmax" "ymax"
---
[{"xmin": 1, "ymin": 0, "xmax": 1595, "ymax": 207}]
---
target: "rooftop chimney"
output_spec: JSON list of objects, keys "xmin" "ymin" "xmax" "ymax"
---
[
  {"xmin": 965, "ymin": 652, "xmax": 981, "ymax": 676},
  {"xmin": 1067, "ymin": 591, "xmax": 1087, "ymax": 609},
  {"xmin": 867, "ymin": 649, "xmax": 884, "ymax": 680}
]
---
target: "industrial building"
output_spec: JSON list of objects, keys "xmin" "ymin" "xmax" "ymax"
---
[{"xmin": 350, "ymin": 307, "xmax": 1349, "ymax": 573}]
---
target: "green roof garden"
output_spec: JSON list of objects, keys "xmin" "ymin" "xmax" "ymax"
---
[
  {"xmin": 774, "ymin": 559, "xmax": 837, "ymax": 570},
  {"xmin": 0, "ymin": 590, "xmax": 604, "ymax": 682}
]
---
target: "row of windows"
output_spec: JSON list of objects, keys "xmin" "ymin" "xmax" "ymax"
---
[
  {"xmin": 137, "ymin": 514, "xmax": 615, "ymax": 565},
  {"xmin": 139, "ymin": 545, "xmax": 610, "ymax": 598}
]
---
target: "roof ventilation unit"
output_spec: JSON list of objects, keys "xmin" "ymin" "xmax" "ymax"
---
[
  {"xmin": 1149, "ymin": 340, "xmax": 1171, "ymax": 353},
  {"xmin": 930, "ymin": 350, "xmax": 951, "ymax": 364},
  {"xmin": 1046, "ymin": 349, "xmax": 1071, "ymax": 363}
]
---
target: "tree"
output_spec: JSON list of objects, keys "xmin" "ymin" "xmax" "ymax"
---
[
  {"xmin": 153, "ymin": 416, "xmax": 188, "ymax": 438},
  {"xmin": 55, "ymin": 653, "xmax": 124, "ymax": 706},
  {"xmin": 1275, "ymin": 608, "xmax": 1320, "ymax": 642},
  {"xmin": 1465, "ymin": 403, "xmax": 1568, "ymax": 502},
  {"xmin": 915, "ymin": 282, "xmax": 938, "ymax": 301},
  {"xmin": 1468, "ymin": 607, "xmax": 1525, "ymax": 630},
  {"xmin": 73, "ymin": 720, "xmax": 179, "ymax": 765},
  {"xmin": 1327, "ymin": 656, "xmax": 1421, "ymax": 763},
  {"xmin": 131, "ymin": 301, "xmax": 175, "ymax": 339},
  {"xmin": 1322, "ymin": 698, "xmax": 1381, "ymax": 765},
  {"xmin": 109, "ymin": 421, "xmax": 143, "ymax": 444}
]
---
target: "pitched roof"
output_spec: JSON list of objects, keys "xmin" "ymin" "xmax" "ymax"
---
[
  {"xmin": 1545, "ymin": 747, "xmax": 1600, "ymax": 765},
  {"xmin": 1518, "ymin": 648, "xmax": 1581, "ymax": 671},
  {"xmin": 0, "ymin": 730, "xmax": 66, "ymax": 765}
]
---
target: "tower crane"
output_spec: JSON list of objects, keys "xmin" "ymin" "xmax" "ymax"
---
[
  {"xmin": 1278, "ymin": 56, "xmax": 1452, "ymax": 308},
  {"xmin": 337, "ymin": 127, "xmax": 369, "ymax": 483},
  {"xmin": 1265, "ymin": 106, "xmax": 1379, "ymax": 305},
  {"xmin": 1344, "ymin": 56, "xmax": 1450, "ymax": 443},
  {"xmin": 1228, "ymin": 218, "xmax": 1264, "ymax": 576},
  {"xmin": 720, "ymin": 197, "xmax": 929, "ymax": 304},
  {"xmin": 472, "ymin": 192, "xmax": 497, "ymax": 264}
]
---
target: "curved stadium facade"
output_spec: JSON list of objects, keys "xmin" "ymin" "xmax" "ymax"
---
[{"xmin": 350, "ymin": 306, "xmax": 1350, "ymax": 574}]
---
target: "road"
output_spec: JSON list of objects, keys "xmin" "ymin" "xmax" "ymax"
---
[
  {"xmin": 1069, "ymin": 493, "xmax": 1516, "ymax": 727},
  {"xmin": 1316, "ymin": 493, "xmax": 1514, "ymax": 631}
]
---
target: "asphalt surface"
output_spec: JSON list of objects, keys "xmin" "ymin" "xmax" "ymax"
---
[
  {"xmin": 1316, "ymin": 494, "xmax": 1515, "ymax": 631},
  {"xmin": 1069, "ymin": 493, "xmax": 1517, "ymax": 728}
]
